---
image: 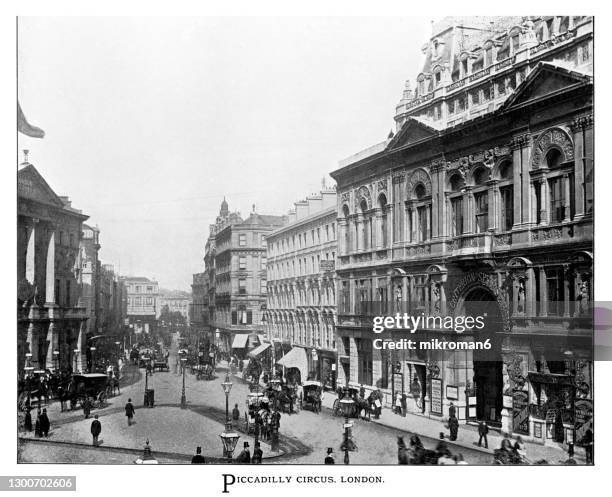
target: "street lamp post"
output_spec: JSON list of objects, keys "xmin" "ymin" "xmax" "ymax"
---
[
  {"xmin": 180, "ymin": 357, "xmax": 187, "ymax": 408},
  {"xmin": 340, "ymin": 395, "xmax": 355, "ymax": 465},
  {"xmin": 220, "ymin": 372, "xmax": 239, "ymax": 461},
  {"xmin": 53, "ymin": 350, "xmax": 59, "ymax": 372}
]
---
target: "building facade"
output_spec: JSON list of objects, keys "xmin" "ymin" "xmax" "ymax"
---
[
  {"xmin": 330, "ymin": 16, "xmax": 593, "ymax": 448},
  {"xmin": 122, "ymin": 276, "xmax": 159, "ymax": 335},
  {"xmin": 157, "ymin": 290, "xmax": 191, "ymax": 324},
  {"xmin": 18, "ymin": 157, "xmax": 90, "ymax": 374},
  {"xmin": 190, "ymin": 272, "xmax": 208, "ymax": 332},
  {"xmin": 206, "ymin": 200, "xmax": 286, "ymax": 355},
  {"xmin": 265, "ymin": 187, "xmax": 338, "ymax": 386}
]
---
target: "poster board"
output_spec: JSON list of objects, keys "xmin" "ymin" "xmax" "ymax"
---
[{"xmin": 430, "ymin": 378, "xmax": 443, "ymax": 416}]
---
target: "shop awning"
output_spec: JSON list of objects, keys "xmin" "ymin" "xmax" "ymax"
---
[
  {"xmin": 277, "ymin": 346, "xmax": 308, "ymax": 383},
  {"xmin": 248, "ymin": 343, "xmax": 271, "ymax": 358},
  {"xmin": 232, "ymin": 334, "xmax": 249, "ymax": 349}
]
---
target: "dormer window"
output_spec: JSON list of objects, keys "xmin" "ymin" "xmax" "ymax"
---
[
  {"xmin": 435, "ymin": 71, "xmax": 441, "ymax": 86},
  {"xmin": 511, "ymin": 35, "xmax": 519, "ymax": 54},
  {"xmin": 485, "ymin": 47, "xmax": 493, "ymax": 66}
]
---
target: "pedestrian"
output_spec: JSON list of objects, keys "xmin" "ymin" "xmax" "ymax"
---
[
  {"xmin": 477, "ymin": 420, "xmax": 489, "ymax": 448},
  {"xmin": 513, "ymin": 436, "xmax": 526, "ymax": 460},
  {"xmin": 324, "ymin": 447, "xmax": 335, "ymax": 464},
  {"xmin": 232, "ymin": 403, "xmax": 241, "ymax": 421},
  {"xmin": 125, "ymin": 398, "xmax": 135, "ymax": 426},
  {"xmin": 191, "ymin": 446, "xmax": 206, "ymax": 464},
  {"xmin": 582, "ymin": 428, "xmax": 593, "ymax": 464},
  {"xmin": 83, "ymin": 396, "xmax": 91, "ymax": 419},
  {"xmin": 90, "ymin": 414, "xmax": 101, "ymax": 446},
  {"xmin": 24, "ymin": 407, "xmax": 32, "ymax": 432},
  {"xmin": 448, "ymin": 402, "xmax": 456, "ymax": 418},
  {"xmin": 400, "ymin": 394, "xmax": 407, "ymax": 417},
  {"xmin": 39, "ymin": 408, "xmax": 50, "ymax": 437},
  {"xmin": 448, "ymin": 414, "xmax": 459, "ymax": 441},
  {"xmin": 252, "ymin": 442, "xmax": 263, "ymax": 464},
  {"xmin": 394, "ymin": 392, "xmax": 402, "ymax": 415},
  {"xmin": 235, "ymin": 442, "xmax": 251, "ymax": 463}
]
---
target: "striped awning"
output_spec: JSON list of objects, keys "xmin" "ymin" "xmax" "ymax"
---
[
  {"xmin": 231, "ymin": 334, "xmax": 249, "ymax": 349},
  {"xmin": 248, "ymin": 342, "xmax": 271, "ymax": 358}
]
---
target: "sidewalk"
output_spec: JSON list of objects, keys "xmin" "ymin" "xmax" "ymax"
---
[{"xmin": 319, "ymin": 392, "xmax": 585, "ymax": 464}]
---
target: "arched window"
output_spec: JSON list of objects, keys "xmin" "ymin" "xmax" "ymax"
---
[
  {"xmin": 359, "ymin": 199, "xmax": 372, "ymax": 250},
  {"xmin": 472, "ymin": 167, "xmax": 489, "ymax": 233},
  {"xmin": 546, "ymin": 148, "xmax": 563, "ymax": 169}
]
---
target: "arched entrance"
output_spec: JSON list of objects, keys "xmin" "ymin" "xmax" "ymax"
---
[{"xmin": 464, "ymin": 286, "xmax": 504, "ymax": 424}]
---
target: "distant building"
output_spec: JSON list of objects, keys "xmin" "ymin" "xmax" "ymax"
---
[
  {"xmin": 122, "ymin": 276, "xmax": 159, "ymax": 335},
  {"xmin": 190, "ymin": 272, "xmax": 208, "ymax": 333},
  {"xmin": 265, "ymin": 186, "xmax": 338, "ymax": 386},
  {"xmin": 17, "ymin": 155, "xmax": 89, "ymax": 374},
  {"xmin": 157, "ymin": 290, "xmax": 191, "ymax": 325},
  {"xmin": 78, "ymin": 224, "xmax": 101, "ymax": 338}
]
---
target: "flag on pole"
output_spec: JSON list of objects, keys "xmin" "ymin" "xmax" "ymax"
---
[{"xmin": 18, "ymin": 102, "xmax": 45, "ymax": 138}]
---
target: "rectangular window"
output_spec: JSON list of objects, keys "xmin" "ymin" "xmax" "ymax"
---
[
  {"xmin": 471, "ymin": 89, "xmax": 480, "ymax": 105},
  {"xmin": 549, "ymin": 177, "xmax": 565, "ymax": 223},
  {"xmin": 485, "ymin": 48, "xmax": 493, "ymax": 66},
  {"xmin": 546, "ymin": 268, "xmax": 565, "ymax": 316},
  {"xmin": 239, "ymin": 256, "xmax": 247, "ymax": 270},
  {"xmin": 146, "ymin": 286, "xmax": 153, "ymax": 292},
  {"xmin": 500, "ymin": 186, "xmax": 514, "ymax": 231},
  {"xmin": 239, "ymin": 234, "xmax": 247, "ymax": 246},
  {"xmin": 417, "ymin": 206, "xmax": 429, "ymax": 241},
  {"xmin": 261, "ymin": 256, "xmax": 266, "ymax": 270},
  {"xmin": 261, "ymin": 234, "xmax": 266, "ymax": 248},
  {"xmin": 451, "ymin": 197, "xmax": 463, "ymax": 236},
  {"xmin": 231, "ymin": 311, "xmax": 237, "ymax": 325},
  {"xmin": 136, "ymin": 286, "xmax": 141, "ymax": 293},
  {"xmin": 239, "ymin": 279, "xmax": 247, "ymax": 295},
  {"xmin": 261, "ymin": 280, "xmax": 267, "ymax": 294},
  {"xmin": 475, "ymin": 192, "xmax": 489, "ymax": 232}
]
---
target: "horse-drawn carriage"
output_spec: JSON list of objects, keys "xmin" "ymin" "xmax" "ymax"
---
[
  {"xmin": 244, "ymin": 392, "xmax": 269, "ymax": 435},
  {"xmin": 300, "ymin": 380, "xmax": 323, "ymax": 414},
  {"xmin": 153, "ymin": 354, "xmax": 170, "ymax": 372},
  {"xmin": 191, "ymin": 363, "xmax": 215, "ymax": 380},
  {"xmin": 332, "ymin": 386, "xmax": 372, "ymax": 419},
  {"xmin": 138, "ymin": 349, "xmax": 153, "ymax": 368},
  {"xmin": 63, "ymin": 373, "xmax": 110, "ymax": 410}
]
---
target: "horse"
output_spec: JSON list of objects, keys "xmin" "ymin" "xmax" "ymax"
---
[{"xmin": 354, "ymin": 396, "xmax": 372, "ymax": 421}]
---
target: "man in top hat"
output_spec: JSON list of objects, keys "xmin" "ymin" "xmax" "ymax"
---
[
  {"xmin": 90, "ymin": 414, "xmax": 102, "ymax": 446},
  {"xmin": 39, "ymin": 408, "xmax": 50, "ymax": 437},
  {"xmin": 324, "ymin": 447, "xmax": 335, "ymax": 464},
  {"xmin": 235, "ymin": 442, "xmax": 251, "ymax": 463},
  {"xmin": 251, "ymin": 442, "xmax": 263, "ymax": 464},
  {"xmin": 191, "ymin": 446, "xmax": 206, "ymax": 464}
]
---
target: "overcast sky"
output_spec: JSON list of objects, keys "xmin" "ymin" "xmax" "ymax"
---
[{"xmin": 18, "ymin": 17, "xmax": 431, "ymax": 291}]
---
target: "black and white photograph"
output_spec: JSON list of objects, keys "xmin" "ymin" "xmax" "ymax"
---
[{"xmin": 5, "ymin": 4, "xmax": 608, "ymax": 494}]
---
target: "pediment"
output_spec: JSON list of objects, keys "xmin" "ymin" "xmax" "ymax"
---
[
  {"xmin": 501, "ymin": 62, "xmax": 592, "ymax": 111},
  {"xmin": 18, "ymin": 164, "xmax": 64, "ymax": 208},
  {"xmin": 386, "ymin": 117, "xmax": 439, "ymax": 151}
]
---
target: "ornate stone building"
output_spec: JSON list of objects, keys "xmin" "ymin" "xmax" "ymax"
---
[
  {"xmin": 18, "ymin": 155, "xmax": 90, "ymax": 374},
  {"xmin": 122, "ymin": 276, "xmax": 159, "ymax": 335},
  {"xmin": 330, "ymin": 16, "xmax": 593, "ymax": 447},
  {"xmin": 264, "ymin": 187, "xmax": 338, "ymax": 386},
  {"xmin": 204, "ymin": 200, "xmax": 287, "ymax": 355}
]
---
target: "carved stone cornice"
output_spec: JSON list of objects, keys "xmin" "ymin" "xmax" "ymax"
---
[
  {"xmin": 509, "ymin": 134, "xmax": 532, "ymax": 151},
  {"xmin": 570, "ymin": 114, "xmax": 594, "ymax": 132}
]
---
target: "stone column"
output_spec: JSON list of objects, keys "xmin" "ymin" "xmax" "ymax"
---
[
  {"xmin": 571, "ymin": 120, "xmax": 585, "ymax": 218},
  {"xmin": 45, "ymin": 230, "xmax": 57, "ymax": 305},
  {"xmin": 530, "ymin": 181, "xmax": 538, "ymax": 224},
  {"xmin": 338, "ymin": 218, "xmax": 347, "ymax": 255},
  {"xmin": 525, "ymin": 267, "xmax": 535, "ymax": 317},
  {"xmin": 355, "ymin": 215, "xmax": 362, "ymax": 252},
  {"xmin": 25, "ymin": 219, "xmax": 39, "ymax": 284},
  {"xmin": 563, "ymin": 265, "xmax": 571, "ymax": 318},
  {"xmin": 539, "ymin": 267, "xmax": 548, "ymax": 317},
  {"xmin": 463, "ymin": 187, "xmax": 472, "ymax": 233},
  {"xmin": 488, "ymin": 181, "xmax": 499, "ymax": 231},
  {"xmin": 402, "ymin": 276, "xmax": 409, "ymax": 314},
  {"xmin": 539, "ymin": 179, "xmax": 548, "ymax": 225}
]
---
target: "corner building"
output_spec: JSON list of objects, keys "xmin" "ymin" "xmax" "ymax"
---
[{"xmin": 330, "ymin": 16, "xmax": 593, "ymax": 448}]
